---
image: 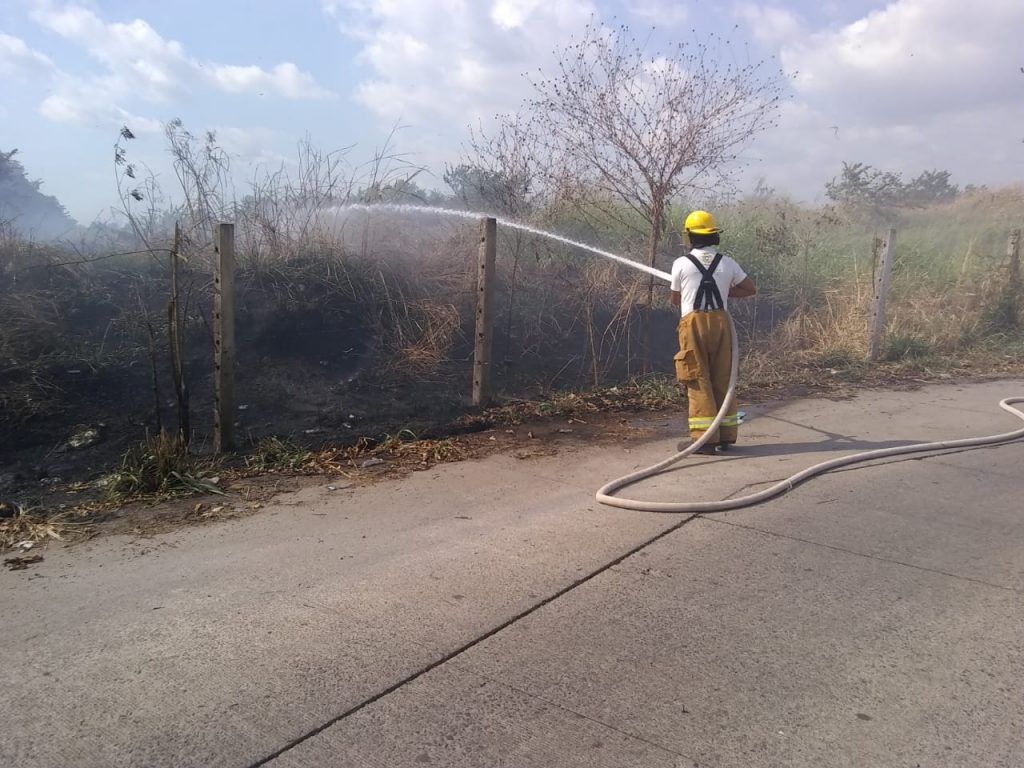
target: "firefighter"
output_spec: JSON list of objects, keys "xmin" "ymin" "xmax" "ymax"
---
[{"xmin": 670, "ymin": 210, "xmax": 757, "ymax": 454}]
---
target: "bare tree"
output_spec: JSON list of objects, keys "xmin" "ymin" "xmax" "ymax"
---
[
  {"xmin": 164, "ymin": 119, "xmax": 235, "ymax": 257},
  {"xmin": 446, "ymin": 113, "xmax": 545, "ymax": 217},
  {"xmin": 528, "ymin": 21, "xmax": 783, "ymax": 368},
  {"xmin": 114, "ymin": 121, "xmax": 231, "ymax": 448},
  {"xmin": 446, "ymin": 113, "xmax": 549, "ymax": 366}
]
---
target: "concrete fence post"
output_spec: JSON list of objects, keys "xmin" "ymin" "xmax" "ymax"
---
[
  {"xmin": 1008, "ymin": 229, "xmax": 1021, "ymax": 323},
  {"xmin": 213, "ymin": 223, "xmax": 236, "ymax": 452},
  {"xmin": 868, "ymin": 227, "xmax": 896, "ymax": 362},
  {"xmin": 473, "ymin": 217, "xmax": 497, "ymax": 407}
]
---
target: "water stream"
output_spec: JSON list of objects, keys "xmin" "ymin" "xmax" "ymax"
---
[{"xmin": 333, "ymin": 203, "xmax": 673, "ymax": 283}]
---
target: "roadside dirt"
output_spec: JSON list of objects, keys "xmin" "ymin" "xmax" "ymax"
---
[
  {"xmin": 1, "ymin": 407, "xmax": 673, "ymax": 560},
  {"xmin": 3, "ymin": 357, "xmax": 1023, "ymax": 566}
]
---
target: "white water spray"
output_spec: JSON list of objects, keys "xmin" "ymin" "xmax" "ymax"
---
[{"xmin": 334, "ymin": 203, "xmax": 673, "ymax": 283}]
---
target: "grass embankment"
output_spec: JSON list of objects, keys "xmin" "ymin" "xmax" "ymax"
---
[{"xmin": 1, "ymin": 188, "xmax": 1022, "ymax": 549}]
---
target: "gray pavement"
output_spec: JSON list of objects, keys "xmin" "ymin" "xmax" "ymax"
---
[{"xmin": 1, "ymin": 379, "xmax": 1022, "ymax": 767}]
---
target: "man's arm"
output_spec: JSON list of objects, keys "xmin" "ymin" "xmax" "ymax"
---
[
  {"xmin": 729, "ymin": 277, "xmax": 756, "ymax": 298},
  {"xmin": 671, "ymin": 290, "xmax": 681, "ymax": 307}
]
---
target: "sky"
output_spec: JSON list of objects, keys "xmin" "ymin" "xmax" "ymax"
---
[{"xmin": 2, "ymin": 0, "xmax": 1023, "ymax": 224}]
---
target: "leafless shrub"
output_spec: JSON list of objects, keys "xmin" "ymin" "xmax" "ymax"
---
[
  {"xmin": 237, "ymin": 124, "xmax": 426, "ymax": 267},
  {"xmin": 571, "ymin": 258, "xmax": 648, "ymax": 386}
]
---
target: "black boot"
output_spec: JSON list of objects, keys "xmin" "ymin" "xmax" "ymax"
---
[{"xmin": 677, "ymin": 439, "xmax": 720, "ymax": 455}]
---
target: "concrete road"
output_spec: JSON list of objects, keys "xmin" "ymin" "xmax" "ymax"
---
[{"xmin": 2, "ymin": 379, "xmax": 1022, "ymax": 767}]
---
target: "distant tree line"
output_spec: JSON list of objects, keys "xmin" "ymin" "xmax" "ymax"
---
[
  {"xmin": 0, "ymin": 149, "xmax": 78, "ymax": 239},
  {"xmin": 825, "ymin": 161, "xmax": 962, "ymax": 214}
]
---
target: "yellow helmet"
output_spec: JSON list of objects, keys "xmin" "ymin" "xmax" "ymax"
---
[{"xmin": 684, "ymin": 210, "xmax": 721, "ymax": 235}]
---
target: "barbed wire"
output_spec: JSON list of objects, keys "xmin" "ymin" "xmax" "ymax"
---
[{"xmin": 11, "ymin": 247, "xmax": 176, "ymax": 272}]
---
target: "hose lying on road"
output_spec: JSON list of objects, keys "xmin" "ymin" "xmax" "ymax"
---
[{"xmin": 596, "ymin": 316, "xmax": 1024, "ymax": 513}]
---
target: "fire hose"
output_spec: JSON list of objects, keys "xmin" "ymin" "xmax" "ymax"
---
[{"xmin": 596, "ymin": 314, "xmax": 1024, "ymax": 513}]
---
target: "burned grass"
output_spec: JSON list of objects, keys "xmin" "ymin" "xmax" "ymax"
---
[{"xmin": 0, "ymin": 384, "xmax": 672, "ymax": 552}]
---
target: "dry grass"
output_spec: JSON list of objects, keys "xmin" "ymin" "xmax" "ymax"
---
[
  {"xmin": 0, "ymin": 503, "xmax": 91, "ymax": 552},
  {"xmin": 0, "ymin": 291, "xmax": 65, "ymax": 361},
  {"xmin": 775, "ymin": 284, "xmax": 871, "ymax": 356},
  {"xmin": 379, "ymin": 298, "xmax": 463, "ymax": 377},
  {"xmin": 0, "ymin": 369, "xmax": 65, "ymax": 424},
  {"xmin": 328, "ymin": 431, "xmax": 466, "ymax": 467},
  {"xmin": 0, "ymin": 288, "xmax": 74, "ymax": 424},
  {"xmin": 573, "ymin": 259, "xmax": 649, "ymax": 385},
  {"xmin": 239, "ymin": 431, "xmax": 466, "ymax": 478},
  {"xmin": 475, "ymin": 374, "xmax": 682, "ymax": 427}
]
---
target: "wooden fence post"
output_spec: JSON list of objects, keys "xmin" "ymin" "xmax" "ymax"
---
[
  {"xmin": 473, "ymin": 217, "xmax": 497, "ymax": 407},
  {"xmin": 867, "ymin": 227, "xmax": 896, "ymax": 362},
  {"xmin": 213, "ymin": 223, "xmax": 236, "ymax": 452}
]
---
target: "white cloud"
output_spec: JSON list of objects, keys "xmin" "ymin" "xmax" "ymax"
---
[
  {"xmin": 734, "ymin": 0, "xmax": 1024, "ymax": 198},
  {"xmin": 38, "ymin": 80, "xmax": 164, "ymax": 135},
  {"xmin": 0, "ymin": 32, "xmax": 57, "ymax": 76},
  {"xmin": 782, "ymin": 0, "xmax": 1024, "ymax": 122},
  {"xmin": 207, "ymin": 63, "xmax": 334, "ymax": 99},
  {"xmin": 330, "ymin": 0, "xmax": 596, "ymax": 129},
  {"xmin": 627, "ymin": 1, "xmax": 689, "ymax": 27},
  {"xmin": 734, "ymin": 4, "xmax": 804, "ymax": 47},
  {"xmin": 32, "ymin": 4, "xmax": 191, "ymax": 101},
  {"xmin": 491, "ymin": 0, "xmax": 547, "ymax": 29},
  {"xmin": 210, "ymin": 125, "xmax": 291, "ymax": 169},
  {"xmin": 24, "ymin": 1, "xmax": 334, "ymax": 128}
]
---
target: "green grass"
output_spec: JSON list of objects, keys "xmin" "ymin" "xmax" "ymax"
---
[
  {"xmin": 245, "ymin": 436, "xmax": 312, "ymax": 471},
  {"xmin": 883, "ymin": 332, "xmax": 934, "ymax": 362},
  {"xmin": 103, "ymin": 430, "xmax": 223, "ymax": 500}
]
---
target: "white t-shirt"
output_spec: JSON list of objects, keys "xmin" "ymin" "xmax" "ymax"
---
[{"xmin": 670, "ymin": 246, "xmax": 748, "ymax": 318}]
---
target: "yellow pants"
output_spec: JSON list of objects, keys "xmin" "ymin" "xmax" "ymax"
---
[{"xmin": 673, "ymin": 310, "xmax": 739, "ymax": 443}]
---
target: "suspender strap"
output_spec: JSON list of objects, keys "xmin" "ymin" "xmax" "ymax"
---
[{"xmin": 684, "ymin": 252, "xmax": 725, "ymax": 311}]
